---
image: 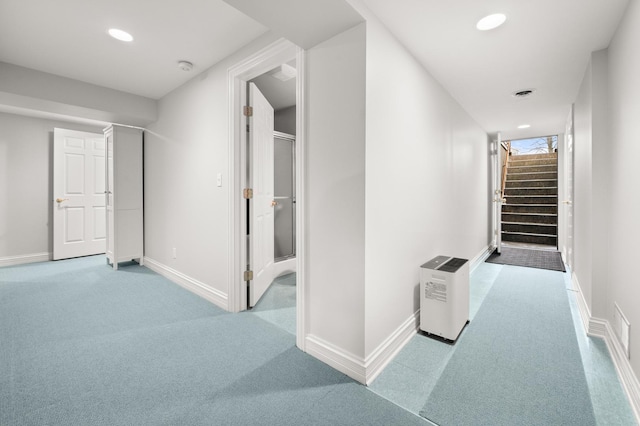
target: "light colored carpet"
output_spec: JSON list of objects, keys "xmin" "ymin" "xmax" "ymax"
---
[
  {"xmin": 1, "ymin": 256, "xmax": 427, "ymax": 425},
  {"xmin": 419, "ymin": 265, "xmax": 595, "ymax": 425}
]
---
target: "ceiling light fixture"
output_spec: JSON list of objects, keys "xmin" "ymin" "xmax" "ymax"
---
[
  {"xmin": 178, "ymin": 61, "xmax": 194, "ymax": 72},
  {"xmin": 476, "ymin": 13, "xmax": 506, "ymax": 31},
  {"xmin": 108, "ymin": 28, "xmax": 133, "ymax": 42},
  {"xmin": 518, "ymin": 124, "xmax": 531, "ymax": 129}
]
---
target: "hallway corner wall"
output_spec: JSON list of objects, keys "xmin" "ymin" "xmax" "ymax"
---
[
  {"xmin": 357, "ymin": 5, "xmax": 490, "ymax": 360},
  {"xmin": 606, "ymin": 0, "xmax": 640, "ymax": 382},
  {"xmin": 305, "ymin": 23, "xmax": 367, "ymax": 363}
]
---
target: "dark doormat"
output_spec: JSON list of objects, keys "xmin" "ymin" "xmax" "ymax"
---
[{"xmin": 485, "ymin": 246, "xmax": 566, "ymax": 272}]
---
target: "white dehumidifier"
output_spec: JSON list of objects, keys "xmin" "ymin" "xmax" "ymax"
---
[{"xmin": 419, "ymin": 255, "xmax": 469, "ymax": 342}]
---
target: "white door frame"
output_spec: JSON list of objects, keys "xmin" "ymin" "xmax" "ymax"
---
[
  {"xmin": 227, "ymin": 38, "xmax": 307, "ymax": 351},
  {"xmin": 491, "ymin": 132, "xmax": 503, "ymax": 253}
]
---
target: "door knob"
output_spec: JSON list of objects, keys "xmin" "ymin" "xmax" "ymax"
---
[
  {"xmin": 271, "ymin": 200, "xmax": 278, "ymax": 207},
  {"xmin": 56, "ymin": 198, "xmax": 69, "ymax": 204}
]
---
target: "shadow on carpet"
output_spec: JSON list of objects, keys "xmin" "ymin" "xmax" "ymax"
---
[
  {"xmin": 485, "ymin": 246, "xmax": 566, "ymax": 272},
  {"xmin": 419, "ymin": 266, "xmax": 595, "ymax": 425}
]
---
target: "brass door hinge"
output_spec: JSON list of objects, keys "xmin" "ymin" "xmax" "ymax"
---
[
  {"xmin": 244, "ymin": 270, "xmax": 253, "ymax": 281},
  {"xmin": 243, "ymin": 106, "xmax": 253, "ymax": 117},
  {"xmin": 243, "ymin": 188, "xmax": 253, "ymax": 199}
]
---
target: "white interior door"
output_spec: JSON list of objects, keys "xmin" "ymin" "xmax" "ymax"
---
[
  {"xmin": 53, "ymin": 128, "xmax": 106, "ymax": 260},
  {"xmin": 248, "ymin": 83, "xmax": 276, "ymax": 307},
  {"xmin": 563, "ymin": 108, "xmax": 575, "ymax": 268},
  {"xmin": 492, "ymin": 133, "xmax": 503, "ymax": 254}
]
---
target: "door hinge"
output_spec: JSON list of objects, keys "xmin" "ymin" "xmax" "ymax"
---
[
  {"xmin": 243, "ymin": 188, "xmax": 253, "ymax": 199},
  {"xmin": 243, "ymin": 106, "xmax": 253, "ymax": 117},
  {"xmin": 244, "ymin": 270, "xmax": 253, "ymax": 281},
  {"xmin": 246, "ymin": 124, "xmax": 250, "ymax": 133}
]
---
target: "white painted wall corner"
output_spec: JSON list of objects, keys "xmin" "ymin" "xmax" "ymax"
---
[
  {"xmin": 364, "ymin": 310, "xmax": 419, "ymax": 385},
  {"xmin": 305, "ymin": 335, "xmax": 367, "ymax": 384}
]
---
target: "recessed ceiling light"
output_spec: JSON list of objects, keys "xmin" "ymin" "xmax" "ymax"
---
[
  {"xmin": 108, "ymin": 28, "xmax": 133, "ymax": 42},
  {"xmin": 518, "ymin": 124, "xmax": 531, "ymax": 129},
  {"xmin": 476, "ymin": 14, "xmax": 506, "ymax": 31}
]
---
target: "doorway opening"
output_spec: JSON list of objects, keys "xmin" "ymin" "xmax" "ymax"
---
[
  {"xmin": 228, "ymin": 39, "xmax": 306, "ymax": 350},
  {"xmin": 500, "ymin": 135, "xmax": 559, "ymax": 251}
]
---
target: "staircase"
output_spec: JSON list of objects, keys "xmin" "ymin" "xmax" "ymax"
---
[{"xmin": 502, "ymin": 152, "xmax": 558, "ymax": 246}]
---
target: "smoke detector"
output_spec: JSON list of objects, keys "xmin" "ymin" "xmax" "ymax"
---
[
  {"xmin": 512, "ymin": 89, "xmax": 535, "ymax": 98},
  {"xmin": 178, "ymin": 61, "xmax": 194, "ymax": 72}
]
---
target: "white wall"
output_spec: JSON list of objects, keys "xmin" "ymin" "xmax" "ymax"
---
[
  {"xmin": 590, "ymin": 50, "xmax": 611, "ymax": 320},
  {"xmin": 0, "ymin": 62, "xmax": 157, "ymax": 127},
  {"xmin": 573, "ymin": 59, "xmax": 594, "ymax": 309},
  {"xmin": 573, "ymin": 49, "xmax": 612, "ymax": 321},
  {"xmin": 606, "ymin": 0, "xmax": 640, "ymax": 376},
  {"xmin": 274, "ymin": 106, "xmax": 296, "ymax": 135},
  {"xmin": 305, "ymin": 23, "xmax": 367, "ymax": 358},
  {"xmin": 144, "ymin": 33, "xmax": 279, "ymax": 302},
  {"xmin": 362, "ymin": 12, "xmax": 489, "ymax": 356},
  {"xmin": 0, "ymin": 112, "xmax": 103, "ymax": 259}
]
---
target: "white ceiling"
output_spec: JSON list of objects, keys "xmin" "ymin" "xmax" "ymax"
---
[
  {"xmin": 0, "ymin": 0, "xmax": 631, "ymax": 140},
  {"xmin": 361, "ymin": 0, "xmax": 629, "ymax": 140},
  {"xmin": 0, "ymin": 0, "xmax": 268, "ymax": 99}
]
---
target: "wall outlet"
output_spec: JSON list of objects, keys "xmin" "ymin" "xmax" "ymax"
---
[{"xmin": 172, "ymin": 247, "xmax": 177, "ymax": 259}]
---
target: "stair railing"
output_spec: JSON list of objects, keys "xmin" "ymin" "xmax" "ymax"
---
[{"xmin": 500, "ymin": 141, "xmax": 511, "ymax": 202}]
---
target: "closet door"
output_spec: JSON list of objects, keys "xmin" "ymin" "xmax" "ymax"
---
[{"xmin": 105, "ymin": 128, "xmax": 115, "ymax": 261}]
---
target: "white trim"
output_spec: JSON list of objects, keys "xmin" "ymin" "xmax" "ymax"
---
[
  {"xmin": 364, "ymin": 311, "xmax": 420, "ymax": 385},
  {"xmin": 0, "ymin": 252, "xmax": 51, "ymax": 267},
  {"xmin": 471, "ymin": 244, "xmax": 493, "ymax": 273},
  {"xmin": 294, "ymin": 48, "xmax": 306, "ymax": 352},
  {"xmin": 144, "ymin": 257, "xmax": 228, "ymax": 311},
  {"xmin": 588, "ymin": 318, "xmax": 640, "ymax": 423},
  {"xmin": 305, "ymin": 335, "xmax": 367, "ymax": 384},
  {"xmin": 571, "ymin": 272, "xmax": 592, "ymax": 333},
  {"xmin": 572, "ymin": 273, "xmax": 640, "ymax": 423}
]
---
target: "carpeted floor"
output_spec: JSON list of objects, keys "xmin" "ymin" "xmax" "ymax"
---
[
  {"xmin": 419, "ymin": 266, "xmax": 595, "ymax": 425},
  {"xmin": 485, "ymin": 246, "xmax": 566, "ymax": 272},
  {"xmin": 0, "ymin": 256, "xmax": 426, "ymax": 426}
]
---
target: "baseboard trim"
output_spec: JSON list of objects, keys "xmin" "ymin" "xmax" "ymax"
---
[
  {"xmin": 143, "ymin": 257, "xmax": 228, "ymax": 311},
  {"xmin": 305, "ymin": 335, "xmax": 367, "ymax": 384},
  {"xmin": 364, "ymin": 310, "xmax": 419, "ymax": 385},
  {"xmin": 0, "ymin": 252, "xmax": 51, "ymax": 267},
  {"xmin": 571, "ymin": 272, "xmax": 592, "ymax": 333},
  {"xmin": 471, "ymin": 244, "xmax": 493, "ymax": 272},
  {"xmin": 572, "ymin": 273, "xmax": 640, "ymax": 423}
]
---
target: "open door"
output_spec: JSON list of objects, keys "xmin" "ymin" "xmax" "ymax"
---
[
  {"xmin": 247, "ymin": 83, "xmax": 276, "ymax": 307},
  {"xmin": 562, "ymin": 107, "xmax": 575, "ymax": 268},
  {"xmin": 53, "ymin": 128, "xmax": 106, "ymax": 260}
]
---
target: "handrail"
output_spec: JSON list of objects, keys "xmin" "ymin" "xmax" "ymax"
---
[{"xmin": 500, "ymin": 141, "xmax": 511, "ymax": 202}]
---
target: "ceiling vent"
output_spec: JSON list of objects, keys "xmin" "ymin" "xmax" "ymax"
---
[{"xmin": 512, "ymin": 89, "xmax": 535, "ymax": 98}]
